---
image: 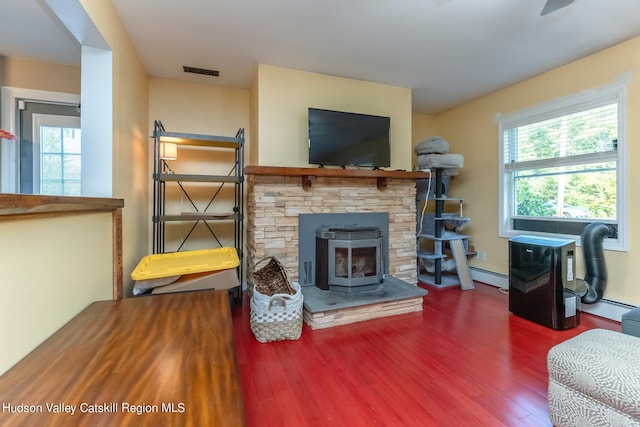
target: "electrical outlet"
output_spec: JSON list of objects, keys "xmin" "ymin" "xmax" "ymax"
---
[{"xmin": 479, "ymin": 251, "xmax": 487, "ymax": 261}]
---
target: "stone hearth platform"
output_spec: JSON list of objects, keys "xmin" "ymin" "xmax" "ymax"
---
[{"xmin": 301, "ymin": 277, "xmax": 427, "ymax": 329}]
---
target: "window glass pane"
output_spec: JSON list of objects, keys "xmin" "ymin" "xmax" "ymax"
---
[
  {"xmin": 63, "ymin": 128, "xmax": 81, "ymax": 154},
  {"xmin": 41, "ymin": 180, "xmax": 62, "ymax": 195},
  {"xmin": 63, "ymin": 155, "xmax": 81, "ymax": 180},
  {"xmin": 514, "ymin": 164, "xmax": 615, "ymax": 220},
  {"xmin": 41, "ymin": 126, "xmax": 62, "ymax": 152},
  {"xmin": 63, "ymin": 180, "xmax": 81, "ymax": 196},
  {"xmin": 42, "ymin": 153, "xmax": 62, "ymax": 178}
]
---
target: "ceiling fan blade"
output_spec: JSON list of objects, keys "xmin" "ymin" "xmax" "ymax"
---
[{"xmin": 540, "ymin": 0, "xmax": 574, "ymax": 16}]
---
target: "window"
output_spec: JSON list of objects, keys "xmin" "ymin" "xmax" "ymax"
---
[
  {"xmin": 33, "ymin": 114, "xmax": 81, "ymax": 195},
  {"xmin": 498, "ymin": 83, "xmax": 627, "ymax": 251}
]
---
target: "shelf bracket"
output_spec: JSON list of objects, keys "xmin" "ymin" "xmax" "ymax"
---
[
  {"xmin": 301, "ymin": 175, "xmax": 315, "ymax": 190},
  {"xmin": 376, "ymin": 177, "xmax": 389, "ymax": 190}
]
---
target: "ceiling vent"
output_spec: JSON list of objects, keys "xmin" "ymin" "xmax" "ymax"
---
[{"xmin": 182, "ymin": 66, "xmax": 219, "ymax": 77}]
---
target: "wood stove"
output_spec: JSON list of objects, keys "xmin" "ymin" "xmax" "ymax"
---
[{"xmin": 315, "ymin": 225, "xmax": 383, "ymax": 292}]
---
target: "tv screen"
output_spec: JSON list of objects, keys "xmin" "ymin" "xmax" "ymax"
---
[{"xmin": 308, "ymin": 108, "xmax": 391, "ymax": 168}]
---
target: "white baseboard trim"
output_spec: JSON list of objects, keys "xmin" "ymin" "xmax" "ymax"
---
[
  {"xmin": 579, "ymin": 299, "xmax": 633, "ymax": 323},
  {"xmin": 469, "ymin": 267, "xmax": 630, "ymax": 323},
  {"xmin": 469, "ymin": 267, "xmax": 508, "ymax": 289}
]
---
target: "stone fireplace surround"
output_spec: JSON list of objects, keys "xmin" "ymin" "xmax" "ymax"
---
[{"xmin": 245, "ymin": 166, "xmax": 430, "ymax": 287}]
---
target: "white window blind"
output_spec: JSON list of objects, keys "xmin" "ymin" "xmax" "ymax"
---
[{"xmin": 504, "ymin": 101, "xmax": 618, "ymax": 173}]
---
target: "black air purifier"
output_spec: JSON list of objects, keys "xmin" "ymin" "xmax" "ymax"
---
[{"xmin": 509, "ymin": 235, "xmax": 579, "ymax": 330}]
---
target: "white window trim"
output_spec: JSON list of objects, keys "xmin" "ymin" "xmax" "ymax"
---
[{"xmin": 497, "ymin": 81, "xmax": 628, "ymax": 252}]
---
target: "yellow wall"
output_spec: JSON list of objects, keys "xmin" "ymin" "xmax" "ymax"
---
[
  {"xmin": 149, "ymin": 78, "xmax": 250, "ymax": 136},
  {"xmin": 0, "ymin": 214, "xmax": 112, "ymax": 374},
  {"xmin": 255, "ymin": 64, "xmax": 413, "ymax": 170},
  {"xmin": 0, "ymin": 56, "xmax": 81, "ymax": 93},
  {"xmin": 249, "ymin": 71, "xmax": 259, "ymax": 166},
  {"xmin": 435, "ymin": 36, "xmax": 640, "ymax": 305},
  {"xmin": 412, "ymin": 112, "xmax": 438, "ymax": 168}
]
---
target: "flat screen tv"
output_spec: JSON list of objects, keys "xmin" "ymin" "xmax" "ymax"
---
[{"xmin": 308, "ymin": 108, "xmax": 391, "ymax": 168}]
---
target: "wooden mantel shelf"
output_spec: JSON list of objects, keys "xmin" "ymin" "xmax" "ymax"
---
[
  {"xmin": 0, "ymin": 194, "xmax": 125, "ymax": 300},
  {"xmin": 245, "ymin": 165, "xmax": 431, "ymax": 190}
]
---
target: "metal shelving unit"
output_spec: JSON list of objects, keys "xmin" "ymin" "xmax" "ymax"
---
[{"xmin": 152, "ymin": 120, "xmax": 244, "ymax": 302}]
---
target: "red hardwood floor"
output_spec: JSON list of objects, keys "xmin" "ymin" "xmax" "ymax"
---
[{"xmin": 231, "ymin": 283, "xmax": 620, "ymax": 426}]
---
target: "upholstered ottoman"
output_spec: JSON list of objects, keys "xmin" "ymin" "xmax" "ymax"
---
[{"xmin": 547, "ymin": 329, "xmax": 640, "ymax": 426}]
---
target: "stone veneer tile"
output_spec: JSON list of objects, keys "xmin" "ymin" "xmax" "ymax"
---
[{"xmin": 247, "ymin": 174, "xmax": 419, "ymax": 285}]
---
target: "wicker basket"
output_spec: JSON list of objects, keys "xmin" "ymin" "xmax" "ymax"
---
[
  {"xmin": 250, "ymin": 282, "xmax": 303, "ymax": 343},
  {"xmin": 251, "ymin": 257, "xmax": 295, "ymax": 296}
]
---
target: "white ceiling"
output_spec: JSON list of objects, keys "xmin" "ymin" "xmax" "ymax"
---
[{"xmin": 3, "ymin": 0, "xmax": 640, "ymax": 113}]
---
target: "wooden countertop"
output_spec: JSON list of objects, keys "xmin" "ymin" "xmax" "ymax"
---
[
  {"xmin": 0, "ymin": 290, "xmax": 245, "ymax": 426},
  {"xmin": 0, "ymin": 194, "xmax": 124, "ymax": 219}
]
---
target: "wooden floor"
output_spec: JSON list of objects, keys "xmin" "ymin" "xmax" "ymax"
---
[{"xmin": 231, "ymin": 282, "xmax": 620, "ymax": 426}]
